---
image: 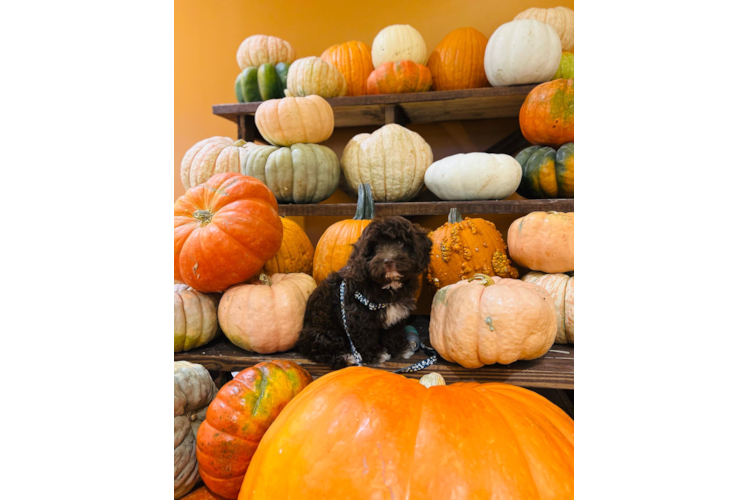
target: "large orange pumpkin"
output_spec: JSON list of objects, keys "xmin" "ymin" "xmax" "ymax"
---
[
  {"xmin": 366, "ymin": 60, "xmax": 432, "ymax": 95},
  {"xmin": 238, "ymin": 367, "xmax": 573, "ymax": 499},
  {"xmin": 262, "ymin": 217, "xmax": 314, "ymax": 275},
  {"xmin": 427, "ymin": 27, "xmax": 489, "ymax": 91},
  {"xmin": 508, "ymin": 211, "xmax": 574, "ymax": 273},
  {"xmin": 196, "ymin": 361, "xmax": 312, "ymax": 499},
  {"xmin": 519, "ymin": 79, "xmax": 574, "ymax": 148},
  {"xmin": 320, "ymin": 41, "xmax": 373, "ymax": 97},
  {"xmin": 427, "ymin": 208, "xmax": 518, "ymax": 290},
  {"xmin": 174, "ymin": 173, "xmax": 283, "ymax": 293}
]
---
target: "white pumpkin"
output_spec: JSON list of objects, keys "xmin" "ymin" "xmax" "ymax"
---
[
  {"xmin": 521, "ymin": 271, "xmax": 574, "ymax": 344},
  {"xmin": 174, "ymin": 361, "xmax": 217, "ymax": 499},
  {"xmin": 180, "ymin": 137, "xmax": 255, "ymax": 190},
  {"xmin": 484, "ymin": 19, "xmax": 562, "ymax": 87},
  {"xmin": 371, "ymin": 24, "xmax": 428, "ymax": 68},
  {"xmin": 340, "ymin": 123, "xmax": 433, "ymax": 202},
  {"xmin": 174, "ymin": 284, "xmax": 219, "ymax": 352},
  {"xmin": 514, "ymin": 6, "xmax": 574, "ymax": 51},
  {"xmin": 424, "ymin": 153, "xmax": 522, "ymax": 201}
]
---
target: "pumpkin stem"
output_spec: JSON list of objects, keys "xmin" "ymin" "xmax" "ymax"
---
[
  {"xmin": 193, "ymin": 210, "xmax": 214, "ymax": 226},
  {"xmin": 467, "ymin": 273, "xmax": 495, "ymax": 286},
  {"xmin": 353, "ymin": 183, "xmax": 375, "ymax": 220},
  {"xmin": 448, "ymin": 208, "xmax": 462, "ymax": 224},
  {"xmin": 188, "ymin": 411, "xmax": 197, "ymax": 422},
  {"xmin": 233, "ymin": 139, "xmax": 247, "ymax": 147},
  {"xmin": 259, "ymin": 273, "xmax": 273, "ymax": 286},
  {"xmin": 419, "ymin": 372, "xmax": 446, "ymax": 388}
]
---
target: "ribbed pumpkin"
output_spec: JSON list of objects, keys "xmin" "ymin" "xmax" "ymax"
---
[
  {"xmin": 236, "ymin": 35, "xmax": 295, "ymax": 70},
  {"xmin": 284, "ymin": 56, "xmax": 347, "ymax": 98},
  {"xmin": 263, "ymin": 217, "xmax": 314, "ymax": 275},
  {"xmin": 508, "ymin": 211, "xmax": 574, "ymax": 273},
  {"xmin": 522, "ymin": 271, "xmax": 574, "ymax": 344},
  {"xmin": 182, "ymin": 487, "xmax": 227, "ymax": 500},
  {"xmin": 424, "ymin": 152, "xmax": 521, "ymax": 201},
  {"xmin": 427, "ymin": 208, "xmax": 518, "ymax": 290},
  {"xmin": 180, "ymin": 137, "xmax": 254, "ymax": 190},
  {"xmin": 196, "ymin": 361, "xmax": 312, "ymax": 499},
  {"xmin": 238, "ymin": 367, "xmax": 573, "ymax": 499},
  {"xmin": 218, "ymin": 273, "xmax": 317, "ymax": 354},
  {"xmin": 255, "ymin": 95, "xmax": 334, "ymax": 147},
  {"xmin": 174, "ymin": 173, "xmax": 283, "ymax": 293},
  {"xmin": 515, "ymin": 6, "xmax": 574, "ymax": 51},
  {"xmin": 371, "ymin": 24, "xmax": 428, "ymax": 68},
  {"xmin": 235, "ymin": 62, "xmax": 289, "ymax": 102},
  {"xmin": 553, "ymin": 51, "xmax": 574, "ymax": 80},
  {"xmin": 427, "ymin": 27, "xmax": 489, "ymax": 91},
  {"xmin": 174, "ymin": 284, "xmax": 219, "ymax": 352},
  {"xmin": 175, "ymin": 362, "xmax": 217, "ymax": 499},
  {"xmin": 430, "ymin": 274, "xmax": 557, "ymax": 367},
  {"xmin": 340, "ymin": 123, "xmax": 433, "ymax": 202},
  {"xmin": 320, "ymin": 41, "xmax": 373, "ymax": 97},
  {"xmin": 519, "ymin": 79, "xmax": 574, "ymax": 148},
  {"xmin": 366, "ymin": 60, "xmax": 432, "ymax": 94},
  {"xmin": 312, "ymin": 184, "xmax": 374, "ymax": 284},
  {"xmin": 515, "ymin": 143, "xmax": 574, "ymax": 199},
  {"xmin": 241, "ymin": 143, "xmax": 340, "ymax": 204}
]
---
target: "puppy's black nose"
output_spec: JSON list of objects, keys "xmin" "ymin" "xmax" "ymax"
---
[{"xmin": 384, "ymin": 258, "xmax": 394, "ymax": 268}]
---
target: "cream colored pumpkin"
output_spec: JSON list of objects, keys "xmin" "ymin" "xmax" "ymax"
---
[
  {"xmin": 255, "ymin": 95, "xmax": 335, "ymax": 147},
  {"xmin": 521, "ymin": 271, "xmax": 574, "ymax": 344},
  {"xmin": 284, "ymin": 56, "xmax": 347, "ymax": 98},
  {"xmin": 484, "ymin": 19, "xmax": 562, "ymax": 87},
  {"xmin": 515, "ymin": 6, "xmax": 574, "ymax": 51},
  {"xmin": 174, "ymin": 361, "xmax": 217, "ymax": 499},
  {"xmin": 341, "ymin": 123, "xmax": 433, "ymax": 202},
  {"xmin": 180, "ymin": 137, "xmax": 255, "ymax": 190},
  {"xmin": 371, "ymin": 24, "xmax": 428, "ymax": 68},
  {"xmin": 218, "ymin": 273, "xmax": 316, "ymax": 353},
  {"xmin": 424, "ymin": 153, "xmax": 522, "ymax": 201},
  {"xmin": 429, "ymin": 274, "xmax": 556, "ymax": 368},
  {"xmin": 508, "ymin": 211, "xmax": 574, "ymax": 273},
  {"xmin": 242, "ymin": 143, "xmax": 340, "ymax": 203},
  {"xmin": 236, "ymin": 34, "xmax": 296, "ymax": 70},
  {"xmin": 174, "ymin": 284, "xmax": 219, "ymax": 352}
]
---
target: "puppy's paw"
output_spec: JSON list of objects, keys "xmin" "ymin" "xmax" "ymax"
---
[
  {"xmin": 342, "ymin": 354, "xmax": 358, "ymax": 366},
  {"xmin": 399, "ymin": 345, "xmax": 417, "ymax": 360},
  {"xmin": 374, "ymin": 351, "xmax": 391, "ymax": 364}
]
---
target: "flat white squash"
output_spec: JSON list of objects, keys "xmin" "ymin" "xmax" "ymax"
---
[{"xmin": 424, "ymin": 153, "xmax": 521, "ymax": 201}]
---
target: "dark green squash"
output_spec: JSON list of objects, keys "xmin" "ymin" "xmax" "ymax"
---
[
  {"xmin": 515, "ymin": 143, "xmax": 574, "ymax": 199},
  {"xmin": 235, "ymin": 62, "xmax": 290, "ymax": 102}
]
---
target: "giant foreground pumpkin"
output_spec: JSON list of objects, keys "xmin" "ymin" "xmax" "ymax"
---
[{"xmin": 238, "ymin": 367, "xmax": 573, "ymax": 499}]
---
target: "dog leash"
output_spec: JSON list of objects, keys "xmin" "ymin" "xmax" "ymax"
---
[{"xmin": 339, "ymin": 280, "xmax": 438, "ymax": 373}]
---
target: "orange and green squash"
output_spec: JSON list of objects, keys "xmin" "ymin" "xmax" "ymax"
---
[
  {"xmin": 508, "ymin": 211, "xmax": 574, "ymax": 273},
  {"xmin": 320, "ymin": 41, "xmax": 373, "ymax": 97},
  {"xmin": 428, "ymin": 27, "xmax": 488, "ymax": 91},
  {"xmin": 515, "ymin": 143, "xmax": 574, "ymax": 199},
  {"xmin": 519, "ymin": 79, "xmax": 574, "ymax": 148},
  {"xmin": 366, "ymin": 60, "xmax": 432, "ymax": 94},
  {"xmin": 553, "ymin": 51, "xmax": 574, "ymax": 80}
]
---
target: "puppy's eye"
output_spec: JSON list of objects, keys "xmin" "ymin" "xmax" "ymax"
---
[{"xmin": 397, "ymin": 241, "xmax": 404, "ymax": 247}]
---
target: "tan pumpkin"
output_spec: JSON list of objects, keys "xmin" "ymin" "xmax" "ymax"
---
[
  {"xmin": 341, "ymin": 123, "xmax": 433, "ymax": 202},
  {"xmin": 255, "ymin": 95, "xmax": 334, "ymax": 147},
  {"xmin": 514, "ymin": 6, "xmax": 574, "ymax": 51},
  {"xmin": 371, "ymin": 24, "xmax": 428, "ymax": 68},
  {"xmin": 180, "ymin": 137, "xmax": 254, "ymax": 190},
  {"xmin": 263, "ymin": 217, "xmax": 314, "ymax": 275},
  {"xmin": 174, "ymin": 361, "xmax": 217, "ymax": 499},
  {"xmin": 320, "ymin": 41, "xmax": 374, "ymax": 97},
  {"xmin": 508, "ymin": 211, "xmax": 574, "ymax": 273},
  {"xmin": 522, "ymin": 271, "xmax": 574, "ymax": 344},
  {"xmin": 218, "ymin": 273, "xmax": 316, "ymax": 353},
  {"xmin": 430, "ymin": 274, "xmax": 556, "ymax": 368},
  {"xmin": 427, "ymin": 208, "xmax": 518, "ymax": 290},
  {"xmin": 284, "ymin": 56, "xmax": 347, "ymax": 98},
  {"xmin": 174, "ymin": 284, "xmax": 219, "ymax": 352},
  {"xmin": 236, "ymin": 34, "xmax": 296, "ymax": 70}
]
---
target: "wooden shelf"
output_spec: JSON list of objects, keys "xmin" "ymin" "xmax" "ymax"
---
[
  {"xmin": 213, "ymin": 85, "xmax": 538, "ymax": 129},
  {"xmin": 174, "ymin": 316, "xmax": 573, "ymax": 390}
]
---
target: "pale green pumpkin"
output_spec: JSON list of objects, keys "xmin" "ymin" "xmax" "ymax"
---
[
  {"xmin": 242, "ymin": 143, "xmax": 341, "ymax": 204},
  {"xmin": 553, "ymin": 51, "xmax": 574, "ymax": 80}
]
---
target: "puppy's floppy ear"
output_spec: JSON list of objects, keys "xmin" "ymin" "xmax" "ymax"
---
[{"xmin": 409, "ymin": 222, "xmax": 433, "ymax": 271}]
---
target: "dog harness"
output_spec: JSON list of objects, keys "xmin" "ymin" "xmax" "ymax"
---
[{"xmin": 339, "ymin": 280, "xmax": 437, "ymax": 374}]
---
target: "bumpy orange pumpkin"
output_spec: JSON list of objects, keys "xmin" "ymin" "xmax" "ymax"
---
[
  {"xmin": 427, "ymin": 27, "xmax": 489, "ymax": 91},
  {"xmin": 520, "ymin": 79, "xmax": 574, "ymax": 148},
  {"xmin": 262, "ymin": 217, "xmax": 314, "ymax": 275},
  {"xmin": 427, "ymin": 208, "xmax": 518, "ymax": 290},
  {"xmin": 320, "ymin": 41, "xmax": 373, "ymax": 97},
  {"xmin": 367, "ymin": 60, "xmax": 432, "ymax": 95},
  {"xmin": 508, "ymin": 211, "xmax": 574, "ymax": 273},
  {"xmin": 238, "ymin": 367, "xmax": 573, "ymax": 499},
  {"xmin": 174, "ymin": 173, "xmax": 283, "ymax": 293},
  {"xmin": 196, "ymin": 361, "xmax": 312, "ymax": 499}
]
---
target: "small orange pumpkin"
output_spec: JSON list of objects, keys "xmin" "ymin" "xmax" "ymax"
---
[
  {"xmin": 427, "ymin": 27, "xmax": 489, "ymax": 91},
  {"xmin": 367, "ymin": 60, "xmax": 432, "ymax": 95},
  {"xmin": 508, "ymin": 211, "xmax": 574, "ymax": 273},
  {"xmin": 262, "ymin": 217, "xmax": 314, "ymax": 275},
  {"xmin": 321, "ymin": 41, "xmax": 374, "ymax": 97},
  {"xmin": 427, "ymin": 208, "xmax": 518, "ymax": 290},
  {"xmin": 519, "ymin": 79, "xmax": 574, "ymax": 148}
]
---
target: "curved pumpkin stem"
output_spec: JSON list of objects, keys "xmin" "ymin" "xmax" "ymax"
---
[
  {"xmin": 448, "ymin": 208, "xmax": 462, "ymax": 224},
  {"xmin": 419, "ymin": 372, "xmax": 446, "ymax": 388},
  {"xmin": 258, "ymin": 273, "xmax": 273, "ymax": 286},
  {"xmin": 233, "ymin": 139, "xmax": 248, "ymax": 147},
  {"xmin": 467, "ymin": 273, "xmax": 495, "ymax": 286},
  {"xmin": 353, "ymin": 183, "xmax": 375, "ymax": 220}
]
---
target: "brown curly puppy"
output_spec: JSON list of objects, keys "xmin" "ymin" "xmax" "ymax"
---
[{"xmin": 297, "ymin": 216, "xmax": 432, "ymax": 370}]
